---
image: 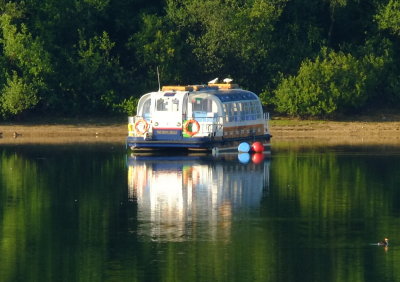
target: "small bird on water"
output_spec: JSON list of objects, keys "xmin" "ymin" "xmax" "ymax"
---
[{"xmin": 377, "ymin": 238, "xmax": 389, "ymax": 246}]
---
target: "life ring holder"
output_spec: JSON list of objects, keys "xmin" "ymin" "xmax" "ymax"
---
[
  {"xmin": 183, "ymin": 119, "xmax": 200, "ymax": 136},
  {"xmin": 134, "ymin": 119, "xmax": 149, "ymax": 135}
]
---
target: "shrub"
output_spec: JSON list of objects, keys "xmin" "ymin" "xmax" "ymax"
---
[
  {"xmin": 273, "ymin": 48, "xmax": 384, "ymax": 117},
  {"xmin": 0, "ymin": 72, "xmax": 38, "ymax": 118},
  {"xmin": 116, "ymin": 97, "xmax": 138, "ymax": 116}
]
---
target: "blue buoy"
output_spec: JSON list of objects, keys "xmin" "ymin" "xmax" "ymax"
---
[
  {"xmin": 238, "ymin": 142, "xmax": 250, "ymax": 153},
  {"xmin": 238, "ymin": 153, "xmax": 250, "ymax": 164}
]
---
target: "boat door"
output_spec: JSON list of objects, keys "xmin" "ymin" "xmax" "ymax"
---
[{"xmin": 151, "ymin": 92, "xmax": 188, "ymax": 140}]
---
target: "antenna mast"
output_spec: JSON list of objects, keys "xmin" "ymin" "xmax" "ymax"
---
[{"xmin": 157, "ymin": 66, "xmax": 161, "ymax": 91}]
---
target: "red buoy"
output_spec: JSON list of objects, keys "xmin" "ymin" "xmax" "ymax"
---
[{"xmin": 251, "ymin": 142, "xmax": 264, "ymax": 153}]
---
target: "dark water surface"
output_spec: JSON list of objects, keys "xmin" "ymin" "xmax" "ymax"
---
[{"xmin": 1, "ymin": 143, "xmax": 400, "ymax": 282}]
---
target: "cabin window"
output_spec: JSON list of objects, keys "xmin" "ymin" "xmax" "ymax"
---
[
  {"xmin": 171, "ymin": 98, "xmax": 179, "ymax": 112},
  {"xmin": 142, "ymin": 99, "xmax": 151, "ymax": 115},
  {"xmin": 192, "ymin": 98, "xmax": 212, "ymax": 112},
  {"xmin": 243, "ymin": 103, "xmax": 250, "ymax": 120},
  {"xmin": 246, "ymin": 101, "xmax": 255, "ymax": 120},
  {"xmin": 248, "ymin": 101, "xmax": 262, "ymax": 119},
  {"xmin": 232, "ymin": 103, "xmax": 240, "ymax": 121},
  {"xmin": 223, "ymin": 103, "xmax": 234, "ymax": 122},
  {"xmin": 156, "ymin": 98, "xmax": 168, "ymax": 111},
  {"xmin": 222, "ymin": 104, "xmax": 227, "ymax": 122},
  {"xmin": 254, "ymin": 101, "xmax": 262, "ymax": 119},
  {"xmin": 239, "ymin": 103, "xmax": 246, "ymax": 121}
]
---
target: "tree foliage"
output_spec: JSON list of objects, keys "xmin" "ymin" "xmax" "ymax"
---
[
  {"xmin": 273, "ymin": 48, "xmax": 385, "ymax": 117},
  {"xmin": 166, "ymin": 0, "xmax": 286, "ymax": 89},
  {"xmin": 376, "ymin": 0, "xmax": 400, "ymax": 36},
  {"xmin": 128, "ymin": 13, "xmax": 185, "ymax": 90},
  {"xmin": 0, "ymin": 3, "xmax": 51, "ymax": 117},
  {"xmin": 0, "ymin": 0, "xmax": 398, "ymax": 119}
]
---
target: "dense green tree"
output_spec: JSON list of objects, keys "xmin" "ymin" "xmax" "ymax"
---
[
  {"xmin": 272, "ymin": 48, "xmax": 385, "ymax": 117},
  {"xmin": 326, "ymin": 0, "xmax": 347, "ymax": 44},
  {"xmin": 128, "ymin": 13, "xmax": 186, "ymax": 90},
  {"xmin": 0, "ymin": 0, "xmax": 398, "ymax": 119},
  {"xmin": 270, "ymin": 0, "xmax": 326, "ymax": 83},
  {"xmin": 374, "ymin": 0, "xmax": 400, "ymax": 103},
  {"xmin": 165, "ymin": 0, "xmax": 286, "ymax": 90},
  {"xmin": 376, "ymin": 0, "xmax": 400, "ymax": 36},
  {"xmin": 73, "ymin": 30, "xmax": 123, "ymax": 113},
  {"xmin": 0, "ymin": 2, "xmax": 52, "ymax": 118}
]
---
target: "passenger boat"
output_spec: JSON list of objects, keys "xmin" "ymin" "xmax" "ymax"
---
[{"xmin": 126, "ymin": 80, "xmax": 272, "ymax": 152}]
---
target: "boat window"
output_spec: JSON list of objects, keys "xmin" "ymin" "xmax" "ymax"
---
[
  {"xmin": 225, "ymin": 103, "xmax": 234, "ymax": 122},
  {"xmin": 256, "ymin": 101, "xmax": 262, "ymax": 117},
  {"xmin": 232, "ymin": 103, "xmax": 239, "ymax": 121},
  {"xmin": 238, "ymin": 103, "xmax": 246, "ymax": 120},
  {"xmin": 142, "ymin": 99, "xmax": 151, "ymax": 115},
  {"xmin": 243, "ymin": 102, "xmax": 249, "ymax": 114},
  {"xmin": 222, "ymin": 104, "xmax": 228, "ymax": 122},
  {"xmin": 192, "ymin": 98, "xmax": 212, "ymax": 112},
  {"xmin": 251, "ymin": 101, "xmax": 262, "ymax": 119},
  {"xmin": 156, "ymin": 98, "xmax": 168, "ymax": 111},
  {"xmin": 171, "ymin": 98, "xmax": 179, "ymax": 112}
]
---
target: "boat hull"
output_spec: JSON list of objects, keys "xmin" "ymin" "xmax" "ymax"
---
[{"xmin": 126, "ymin": 134, "xmax": 271, "ymax": 152}]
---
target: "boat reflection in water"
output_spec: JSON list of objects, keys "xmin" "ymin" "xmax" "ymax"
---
[{"xmin": 127, "ymin": 153, "xmax": 270, "ymax": 242}]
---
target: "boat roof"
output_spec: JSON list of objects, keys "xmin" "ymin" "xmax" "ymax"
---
[
  {"xmin": 160, "ymin": 84, "xmax": 259, "ymax": 102},
  {"xmin": 212, "ymin": 90, "xmax": 258, "ymax": 102}
]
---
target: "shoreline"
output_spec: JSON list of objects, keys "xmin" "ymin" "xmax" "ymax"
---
[
  {"xmin": 1, "ymin": 118, "xmax": 400, "ymax": 146},
  {"xmin": 270, "ymin": 119, "xmax": 400, "ymax": 145}
]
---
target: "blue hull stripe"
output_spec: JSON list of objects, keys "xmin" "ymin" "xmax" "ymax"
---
[{"xmin": 126, "ymin": 135, "xmax": 271, "ymax": 150}]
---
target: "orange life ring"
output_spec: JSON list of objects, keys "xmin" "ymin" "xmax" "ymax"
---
[
  {"xmin": 183, "ymin": 119, "xmax": 200, "ymax": 136},
  {"xmin": 134, "ymin": 119, "xmax": 149, "ymax": 135}
]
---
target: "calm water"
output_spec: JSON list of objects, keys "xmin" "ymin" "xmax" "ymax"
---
[{"xmin": 1, "ymin": 143, "xmax": 400, "ymax": 282}]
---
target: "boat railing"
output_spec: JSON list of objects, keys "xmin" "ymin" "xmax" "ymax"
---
[
  {"xmin": 220, "ymin": 113, "xmax": 266, "ymax": 123},
  {"xmin": 189, "ymin": 116, "xmax": 224, "ymax": 136},
  {"xmin": 129, "ymin": 115, "xmax": 151, "ymax": 123},
  {"xmin": 129, "ymin": 115, "xmax": 223, "ymax": 136},
  {"xmin": 263, "ymin": 112, "xmax": 270, "ymax": 132},
  {"xmin": 192, "ymin": 112, "xmax": 270, "ymax": 135}
]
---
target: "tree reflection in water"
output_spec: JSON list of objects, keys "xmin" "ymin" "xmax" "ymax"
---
[{"xmin": 2, "ymin": 145, "xmax": 400, "ymax": 282}]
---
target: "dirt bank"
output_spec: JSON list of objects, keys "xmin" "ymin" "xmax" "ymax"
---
[
  {"xmin": 0, "ymin": 122, "xmax": 126, "ymax": 144},
  {"xmin": 1, "ymin": 117, "xmax": 400, "ymax": 146},
  {"xmin": 270, "ymin": 119, "xmax": 400, "ymax": 145}
]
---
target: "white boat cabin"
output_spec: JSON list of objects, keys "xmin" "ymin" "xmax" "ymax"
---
[{"xmin": 128, "ymin": 83, "xmax": 269, "ymax": 140}]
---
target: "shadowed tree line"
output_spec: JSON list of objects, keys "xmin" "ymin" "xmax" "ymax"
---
[{"xmin": 0, "ymin": 0, "xmax": 399, "ymax": 119}]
